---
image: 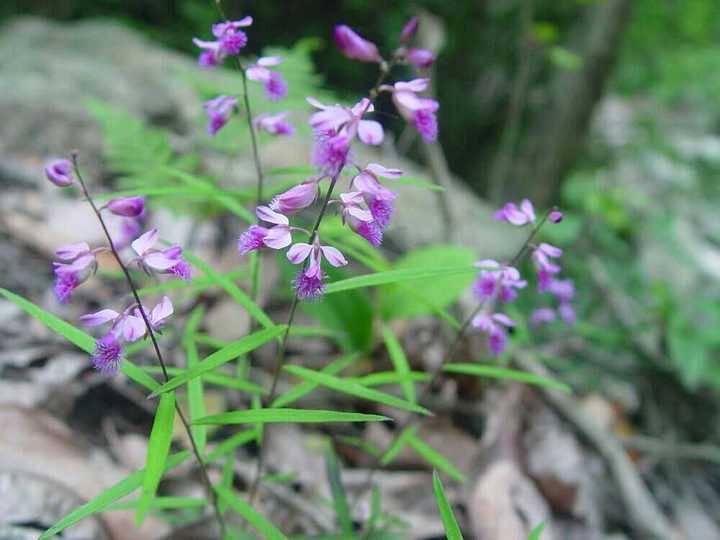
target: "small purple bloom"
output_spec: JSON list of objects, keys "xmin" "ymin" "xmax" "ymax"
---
[
  {"xmin": 334, "ymin": 25, "xmax": 381, "ymax": 63},
  {"xmin": 52, "ymin": 247, "xmax": 97, "ymax": 303},
  {"xmin": 193, "ymin": 38, "xmax": 225, "ymax": 67},
  {"xmin": 558, "ymin": 303, "xmax": 576, "ymax": 326},
  {"xmin": 547, "ymin": 278, "xmax": 575, "ymax": 303},
  {"xmin": 287, "ymin": 238, "xmax": 347, "ymax": 301},
  {"xmin": 91, "ymin": 333, "xmax": 123, "ymax": 374},
  {"xmin": 308, "ymin": 96, "xmax": 385, "ymax": 147},
  {"xmin": 472, "ymin": 260, "xmax": 527, "ymax": 304},
  {"xmin": 135, "ymin": 296, "xmax": 174, "ymax": 332},
  {"xmin": 311, "ymin": 129, "xmax": 351, "ymax": 176},
  {"xmin": 247, "ymin": 57, "xmax": 288, "ymax": 101},
  {"xmin": 391, "ymin": 80, "xmax": 439, "ymax": 142},
  {"xmin": 131, "ymin": 229, "xmax": 192, "ymax": 281},
  {"xmin": 107, "ymin": 196, "xmax": 145, "ymax": 217},
  {"xmin": 238, "ymin": 225, "xmax": 269, "ymax": 255},
  {"xmin": 400, "ymin": 16, "xmax": 419, "ymax": 43},
  {"xmin": 254, "ymin": 112, "xmax": 294, "ymax": 136},
  {"xmin": 495, "ymin": 199, "xmax": 536, "ymax": 226},
  {"xmin": 238, "ymin": 206, "xmax": 293, "ymax": 255},
  {"xmin": 54, "ymin": 273, "xmax": 79, "ymax": 304},
  {"xmin": 532, "ymin": 243, "xmax": 563, "ymax": 279},
  {"xmin": 549, "ymin": 210, "xmax": 563, "ymax": 223},
  {"xmin": 531, "ymin": 307, "xmax": 557, "ymax": 326},
  {"xmin": 45, "ymin": 158, "xmax": 73, "ymax": 187},
  {"xmin": 204, "ymin": 95, "xmax": 238, "ymax": 136},
  {"xmin": 472, "ymin": 312, "xmax": 516, "ymax": 357},
  {"xmin": 352, "ymin": 164, "xmax": 402, "ymax": 229},
  {"xmin": 339, "ymin": 191, "xmax": 383, "ymax": 246},
  {"xmin": 406, "ymin": 48, "xmax": 435, "ymax": 69},
  {"xmin": 115, "ymin": 218, "xmax": 142, "ymax": 249}
]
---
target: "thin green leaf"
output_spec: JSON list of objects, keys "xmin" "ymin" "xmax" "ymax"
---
[
  {"xmin": 325, "ymin": 265, "xmax": 476, "ymax": 294},
  {"xmin": 218, "ymin": 453, "xmax": 236, "ymax": 514},
  {"xmin": 207, "ymin": 429, "xmax": 259, "ymax": 462},
  {"xmin": 272, "ymin": 354, "xmax": 360, "ymax": 408},
  {"xmin": 393, "ymin": 176, "xmax": 445, "ymax": 192},
  {"xmin": 184, "ymin": 252, "xmax": 275, "ymax": 330},
  {"xmin": 194, "ymin": 408, "xmax": 389, "ymax": 426},
  {"xmin": 528, "ymin": 523, "xmax": 545, "ymax": 540},
  {"xmin": 186, "ymin": 338, "xmax": 207, "ymax": 453},
  {"xmin": 150, "ymin": 326, "xmax": 286, "ymax": 397},
  {"xmin": 443, "ymin": 363, "xmax": 571, "ymax": 393},
  {"xmin": 215, "ymin": 485, "xmax": 288, "ymax": 540},
  {"xmin": 380, "ymin": 426, "xmax": 418, "ymax": 466},
  {"xmin": 121, "ymin": 360, "xmax": 160, "ymax": 392},
  {"xmin": 109, "ymin": 496, "xmax": 207, "ymax": 511},
  {"xmin": 381, "ymin": 325, "xmax": 416, "ymax": 404},
  {"xmin": 432, "ymin": 471, "xmax": 464, "ymax": 540},
  {"xmin": 284, "ymin": 365, "xmax": 431, "ymax": 416},
  {"xmin": 143, "ymin": 366, "xmax": 267, "ymax": 395},
  {"xmin": 354, "ymin": 371, "xmax": 431, "ymax": 387},
  {"xmin": 406, "ymin": 433, "xmax": 466, "ymax": 482},
  {"xmin": 37, "ymin": 451, "xmax": 191, "ymax": 540},
  {"xmin": 137, "ymin": 391, "xmax": 176, "ymax": 525},
  {"xmin": 0, "ymin": 288, "xmax": 94, "ymax": 352},
  {"xmin": 325, "ymin": 447, "xmax": 353, "ymax": 535}
]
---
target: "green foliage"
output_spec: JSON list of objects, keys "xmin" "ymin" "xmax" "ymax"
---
[
  {"xmin": 193, "ymin": 408, "xmax": 389, "ymax": 426},
  {"xmin": 325, "ymin": 447, "xmax": 354, "ymax": 536},
  {"xmin": 432, "ymin": 471, "xmax": 464, "ymax": 540},
  {"xmin": 528, "ymin": 523, "xmax": 546, "ymax": 540},
  {"xmin": 137, "ymin": 391, "xmax": 176, "ymax": 525},
  {"xmin": 216, "ymin": 485, "xmax": 288, "ymax": 540},
  {"xmin": 283, "ymin": 365, "xmax": 431, "ymax": 415},
  {"xmin": 381, "ymin": 325, "xmax": 416, "ymax": 404},
  {"xmin": 443, "ymin": 363, "xmax": 572, "ymax": 393},
  {"xmin": 378, "ymin": 246, "xmax": 476, "ymax": 320}
]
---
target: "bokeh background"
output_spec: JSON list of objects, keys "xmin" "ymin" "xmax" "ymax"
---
[{"xmin": 1, "ymin": 1, "xmax": 720, "ymax": 539}]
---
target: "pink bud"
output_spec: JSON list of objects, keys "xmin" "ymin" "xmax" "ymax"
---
[
  {"xmin": 549, "ymin": 210, "xmax": 563, "ymax": 223},
  {"xmin": 400, "ymin": 16, "xmax": 419, "ymax": 43},
  {"xmin": 44, "ymin": 158, "xmax": 73, "ymax": 187},
  {"xmin": 333, "ymin": 25, "xmax": 381, "ymax": 63},
  {"xmin": 107, "ymin": 196, "xmax": 145, "ymax": 217},
  {"xmin": 406, "ymin": 48, "xmax": 435, "ymax": 69}
]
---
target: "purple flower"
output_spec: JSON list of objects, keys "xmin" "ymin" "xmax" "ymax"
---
[
  {"xmin": 254, "ymin": 112, "xmax": 294, "ymax": 136},
  {"xmin": 270, "ymin": 181, "xmax": 319, "ymax": 214},
  {"xmin": 531, "ymin": 307, "xmax": 557, "ymax": 326},
  {"xmin": 204, "ymin": 95, "xmax": 238, "ymax": 136},
  {"xmin": 333, "ymin": 25, "xmax": 381, "ymax": 63},
  {"xmin": 115, "ymin": 218, "xmax": 142, "ymax": 249},
  {"xmin": 287, "ymin": 238, "xmax": 348, "ymax": 300},
  {"xmin": 246, "ymin": 57, "xmax": 288, "ymax": 101},
  {"xmin": 558, "ymin": 303, "xmax": 576, "ymax": 326},
  {"xmin": 193, "ymin": 16, "xmax": 252, "ymax": 66},
  {"xmin": 237, "ymin": 206, "xmax": 293, "ymax": 254},
  {"xmin": 400, "ymin": 17, "xmax": 419, "ymax": 43},
  {"xmin": 91, "ymin": 333, "xmax": 123, "ymax": 374},
  {"xmin": 135, "ymin": 296, "xmax": 174, "ymax": 332},
  {"xmin": 45, "ymin": 158, "xmax": 73, "ymax": 187},
  {"xmin": 131, "ymin": 229, "xmax": 192, "ymax": 281},
  {"xmin": 472, "ymin": 260, "xmax": 527, "ymax": 304},
  {"xmin": 406, "ymin": 48, "xmax": 435, "ymax": 69},
  {"xmin": 351, "ymin": 163, "xmax": 402, "ymax": 229},
  {"xmin": 472, "ymin": 312, "xmax": 516, "ymax": 356},
  {"xmin": 391, "ymin": 79, "xmax": 439, "ymax": 142},
  {"xmin": 549, "ymin": 210, "xmax": 563, "ymax": 223},
  {"xmin": 107, "ymin": 196, "xmax": 145, "ymax": 217},
  {"xmin": 308, "ymin": 97, "xmax": 385, "ymax": 146},
  {"xmin": 547, "ymin": 278, "xmax": 574, "ymax": 303},
  {"xmin": 339, "ymin": 191, "xmax": 383, "ymax": 246},
  {"xmin": 495, "ymin": 199, "xmax": 536, "ymax": 226},
  {"xmin": 52, "ymin": 244, "xmax": 97, "ymax": 303},
  {"xmin": 311, "ymin": 129, "xmax": 351, "ymax": 176}
]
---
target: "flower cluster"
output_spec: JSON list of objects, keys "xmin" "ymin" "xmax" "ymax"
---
[
  {"xmin": 233, "ymin": 17, "xmax": 441, "ymax": 300},
  {"xmin": 470, "ymin": 200, "xmax": 572, "ymax": 355},
  {"xmin": 193, "ymin": 18, "xmax": 294, "ymax": 137},
  {"xmin": 44, "ymin": 157, "xmax": 189, "ymax": 373}
]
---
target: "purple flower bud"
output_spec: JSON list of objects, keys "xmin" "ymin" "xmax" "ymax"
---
[
  {"xmin": 254, "ymin": 112, "xmax": 294, "ymax": 136},
  {"xmin": 204, "ymin": 95, "xmax": 238, "ymax": 137},
  {"xmin": 334, "ymin": 25, "xmax": 381, "ymax": 63},
  {"xmin": 549, "ymin": 210, "xmax": 563, "ymax": 223},
  {"xmin": 393, "ymin": 86, "xmax": 439, "ymax": 142},
  {"xmin": 270, "ymin": 181, "xmax": 319, "ymax": 214},
  {"xmin": 406, "ymin": 48, "xmax": 435, "ymax": 69},
  {"xmin": 107, "ymin": 196, "xmax": 145, "ymax": 217},
  {"xmin": 91, "ymin": 333, "xmax": 123, "ymax": 374},
  {"xmin": 531, "ymin": 307, "xmax": 557, "ymax": 326},
  {"xmin": 45, "ymin": 158, "xmax": 73, "ymax": 187},
  {"xmin": 264, "ymin": 73, "xmax": 288, "ymax": 101},
  {"xmin": 400, "ymin": 16, "xmax": 419, "ymax": 43}
]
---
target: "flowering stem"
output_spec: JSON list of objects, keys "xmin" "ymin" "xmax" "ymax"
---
[
  {"xmin": 354, "ymin": 208, "xmax": 554, "ymax": 508},
  {"xmin": 70, "ymin": 154, "xmax": 227, "ymax": 537}
]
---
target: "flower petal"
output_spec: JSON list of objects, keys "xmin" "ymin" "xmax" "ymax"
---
[
  {"xmin": 256, "ymin": 205, "xmax": 289, "ymax": 225},
  {"xmin": 287, "ymin": 243, "xmax": 313, "ymax": 264},
  {"xmin": 122, "ymin": 315, "xmax": 147, "ymax": 342},
  {"xmin": 365, "ymin": 163, "xmax": 403, "ymax": 178},
  {"xmin": 144, "ymin": 252, "xmax": 181, "ymax": 270},
  {"xmin": 79, "ymin": 309, "xmax": 119, "ymax": 327},
  {"xmin": 321, "ymin": 245, "xmax": 348, "ymax": 267},
  {"xmin": 357, "ymin": 120, "xmax": 384, "ymax": 145},
  {"xmin": 150, "ymin": 296, "xmax": 174, "ymax": 326},
  {"xmin": 131, "ymin": 229, "xmax": 158, "ymax": 256},
  {"xmin": 263, "ymin": 226, "xmax": 292, "ymax": 249},
  {"xmin": 55, "ymin": 242, "xmax": 90, "ymax": 260}
]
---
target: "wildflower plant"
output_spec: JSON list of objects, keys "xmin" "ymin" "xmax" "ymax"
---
[{"xmin": 0, "ymin": 7, "xmax": 578, "ymax": 540}]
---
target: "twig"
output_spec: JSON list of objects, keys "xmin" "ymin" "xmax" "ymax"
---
[
  {"xmin": 511, "ymin": 348, "xmax": 673, "ymax": 539},
  {"xmin": 621, "ymin": 435, "xmax": 720, "ymax": 466},
  {"xmin": 71, "ymin": 153, "xmax": 227, "ymax": 537}
]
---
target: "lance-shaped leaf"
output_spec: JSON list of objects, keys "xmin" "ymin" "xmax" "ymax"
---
[
  {"xmin": 324, "ymin": 265, "xmax": 477, "ymax": 294},
  {"xmin": 284, "ymin": 365, "xmax": 431, "ymax": 415},
  {"xmin": 136, "ymin": 391, "xmax": 176, "ymax": 525},
  {"xmin": 381, "ymin": 325, "xmax": 416, "ymax": 404},
  {"xmin": 215, "ymin": 485, "xmax": 288, "ymax": 540},
  {"xmin": 444, "ymin": 363, "xmax": 571, "ymax": 393},
  {"xmin": 433, "ymin": 470, "xmax": 464, "ymax": 540},
  {"xmin": 149, "ymin": 325, "xmax": 286, "ymax": 397},
  {"xmin": 194, "ymin": 408, "xmax": 389, "ymax": 426}
]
